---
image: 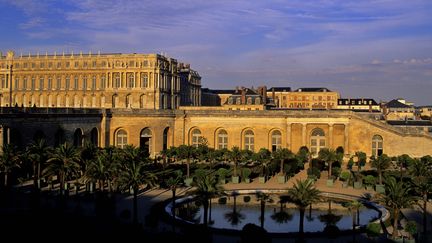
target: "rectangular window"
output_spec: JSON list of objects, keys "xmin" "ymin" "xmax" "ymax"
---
[
  {"xmin": 48, "ymin": 77, "xmax": 52, "ymax": 90},
  {"xmin": 92, "ymin": 76, "xmax": 96, "ymax": 90},
  {"xmin": 48, "ymin": 62, "xmax": 52, "ymax": 68},
  {"xmin": 39, "ymin": 78, "xmax": 44, "ymax": 90},
  {"xmin": 101, "ymin": 76, "xmax": 106, "ymax": 89},
  {"xmin": 31, "ymin": 77, "xmax": 35, "ymax": 91},
  {"xmin": 31, "ymin": 63, "xmax": 35, "ymax": 68},
  {"xmin": 92, "ymin": 61, "xmax": 97, "ymax": 67},
  {"xmin": 56, "ymin": 77, "xmax": 61, "ymax": 90},
  {"xmin": 66, "ymin": 62, "xmax": 70, "ymax": 68},
  {"xmin": 23, "ymin": 63, "xmax": 28, "ymax": 68},
  {"xmin": 57, "ymin": 62, "xmax": 61, "ymax": 69},
  {"xmin": 83, "ymin": 76, "xmax": 87, "ymax": 90},
  {"xmin": 14, "ymin": 78, "xmax": 19, "ymax": 90},
  {"xmin": 142, "ymin": 74, "xmax": 148, "ymax": 88},
  {"xmin": 83, "ymin": 61, "xmax": 88, "ymax": 67},
  {"xmin": 74, "ymin": 61, "xmax": 79, "ymax": 68},
  {"xmin": 23, "ymin": 77, "xmax": 27, "ymax": 90},
  {"xmin": 40, "ymin": 62, "xmax": 45, "ymax": 68},
  {"xmin": 65, "ymin": 76, "xmax": 70, "ymax": 90},
  {"xmin": 74, "ymin": 76, "xmax": 78, "ymax": 90}
]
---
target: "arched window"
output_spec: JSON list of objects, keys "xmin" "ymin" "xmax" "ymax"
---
[
  {"xmin": 310, "ymin": 128, "xmax": 325, "ymax": 156},
  {"xmin": 372, "ymin": 135, "xmax": 383, "ymax": 157},
  {"xmin": 90, "ymin": 128, "xmax": 98, "ymax": 146},
  {"xmin": 140, "ymin": 128, "xmax": 152, "ymax": 156},
  {"xmin": 191, "ymin": 129, "xmax": 202, "ymax": 147},
  {"xmin": 244, "ymin": 130, "xmax": 254, "ymax": 151},
  {"xmin": 271, "ymin": 130, "xmax": 282, "ymax": 152},
  {"xmin": 217, "ymin": 129, "xmax": 228, "ymax": 149},
  {"xmin": 163, "ymin": 127, "xmax": 169, "ymax": 151},
  {"xmin": 116, "ymin": 129, "xmax": 128, "ymax": 149},
  {"xmin": 73, "ymin": 128, "xmax": 83, "ymax": 147}
]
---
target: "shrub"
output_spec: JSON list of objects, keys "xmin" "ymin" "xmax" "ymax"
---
[
  {"xmin": 243, "ymin": 195, "xmax": 251, "ymax": 203},
  {"xmin": 339, "ymin": 171, "xmax": 351, "ymax": 182},
  {"xmin": 307, "ymin": 167, "xmax": 321, "ymax": 179},
  {"xmin": 332, "ymin": 167, "xmax": 341, "ymax": 178},
  {"xmin": 364, "ymin": 175, "xmax": 376, "ymax": 186},
  {"xmin": 216, "ymin": 168, "xmax": 229, "ymax": 180},
  {"xmin": 405, "ymin": 221, "xmax": 417, "ymax": 238},
  {"xmin": 218, "ymin": 197, "xmax": 227, "ymax": 204},
  {"xmin": 366, "ymin": 222, "xmax": 381, "ymax": 237},
  {"xmin": 347, "ymin": 158, "xmax": 354, "ymax": 170},
  {"xmin": 242, "ymin": 168, "xmax": 251, "ymax": 180}
]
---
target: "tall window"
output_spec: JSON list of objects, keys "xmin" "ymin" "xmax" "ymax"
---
[
  {"xmin": 217, "ymin": 129, "xmax": 228, "ymax": 149},
  {"xmin": 114, "ymin": 73, "xmax": 120, "ymax": 88},
  {"xmin": 39, "ymin": 78, "xmax": 44, "ymax": 90},
  {"xmin": 91, "ymin": 76, "xmax": 96, "ymax": 90},
  {"xmin": 22, "ymin": 77, "xmax": 27, "ymax": 90},
  {"xmin": 191, "ymin": 129, "xmax": 202, "ymax": 147},
  {"xmin": 14, "ymin": 78, "xmax": 19, "ymax": 91},
  {"xmin": 142, "ymin": 74, "xmax": 148, "ymax": 88},
  {"xmin": 271, "ymin": 130, "xmax": 282, "ymax": 152},
  {"xmin": 65, "ymin": 76, "xmax": 70, "ymax": 90},
  {"xmin": 372, "ymin": 135, "xmax": 383, "ymax": 157},
  {"xmin": 310, "ymin": 128, "xmax": 325, "ymax": 156},
  {"xmin": 31, "ymin": 77, "xmax": 36, "ymax": 91},
  {"xmin": 128, "ymin": 74, "xmax": 134, "ymax": 88},
  {"xmin": 116, "ymin": 129, "xmax": 128, "ymax": 149},
  {"xmin": 48, "ymin": 77, "xmax": 52, "ymax": 90},
  {"xmin": 83, "ymin": 76, "xmax": 87, "ymax": 90},
  {"xmin": 244, "ymin": 130, "xmax": 254, "ymax": 151},
  {"xmin": 56, "ymin": 77, "xmax": 61, "ymax": 90},
  {"xmin": 74, "ymin": 76, "xmax": 78, "ymax": 90},
  {"xmin": 101, "ymin": 76, "xmax": 106, "ymax": 89}
]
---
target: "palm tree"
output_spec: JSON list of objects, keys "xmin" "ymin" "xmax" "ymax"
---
[
  {"xmin": 273, "ymin": 148, "xmax": 294, "ymax": 175},
  {"xmin": 371, "ymin": 154, "xmax": 391, "ymax": 185},
  {"xmin": 166, "ymin": 170, "xmax": 183, "ymax": 218},
  {"xmin": 287, "ymin": 179, "xmax": 321, "ymax": 234},
  {"xmin": 375, "ymin": 176, "xmax": 418, "ymax": 239},
  {"xmin": 271, "ymin": 195, "xmax": 292, "ymax": 224},
  {"xmin": 117, "ymin": 145, "xmax": 157, "ymax": 225},
  {"xmin": 0, "ymin": 144, "xmax": 20, "ymax": 187},
  {"xmin": 44, "ymin": 143, "xmax": 81, "ymax": 195},
  {"xmin": 318, "ymin": 148, "xmax": 338, "ymax": 180},
  {"xmin": 229, "ymin": 146, "xmax": 242, "ymax": 178},
  {"xmin": 176, "ymin": 145, "xmax": 195, "ymax": 178},
  {"xmin": 27, "ymin": 139, "xmax": 51, "ymax": 190},
  {"xmin": 409, "ymin": 159, "xmax": 432, "ymax": 234},
  {"xmin": 347, "ymin": 200, "xmax": 363, "ymax": 230},
  {"xmin": 190, "ymin": 174, "xmax": 223, "ymax": 227},
  {"xmin": 256, "ymin": 191, "xmax": 273, "ymax": 228},
  {"xmin": 84, "ymin": 155, "xmax": 111, "ymax": 192}
]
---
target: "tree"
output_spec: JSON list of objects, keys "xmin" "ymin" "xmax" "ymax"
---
[
  {"xmin": 409, "ymin": 159, "xmax": 432, "ymax": 234},
  {"xmin": 229, "ymin": 146, "xmax": 242, "ymax": 177},
  {"xmin": 287, "ymin": 179, "xmax": 321, "ymax": 234},
  {"xmin": 256, "ymin": 191, "xmax": 273, "ymax": 228},
  {"xmin": 273, "ymin": 148, "xmax": 294, "ymax": 175},
  {"xmin": 190, "ymin": 174, "xmax": 223, "ymax": 227},
  {"xmin": 346, "ymin": 200, "xmax": 363, "ymax": 230},
  {"xmin": 44, "ymin": 143, "xmax": 81, "ymax": 195},
  {"xmin": 375, "ymin": 176, "xmax": 418, "ymax": 239},
  {"xmin": 354, "ymin": 151, "xmax": 367, "ymax": 172},
  {"xmin": 166, "ymin": 170, "xmax": 183, "ymax": 218},
  {"xmin": 225, "ymin": 191, "xmax": 245, "ymax": 226},
  {"xmin": 271, "ymin": 195, "xmax": 292, "ymax": 224},
  {"xmin": 371, "ymin": 154, "xmax": 391, "ymax": 185},
  {"xmin": 0, "ymin": 144, "xmax": 20, "ymax": 187},
  {"xmin": 84, "ymin": 155, "xmax": 111, "ymax": 192},
  {"xmin": 117, "ymin": 145, "xmax": 157, "ymax": 225},
  {"xmin": 176, "ymin": 145, "xmax": 196, "ymax": 178},
  {"xmin": 27, "ymin": 139, "xmax": 51, "ymax": 190},
  {"xmin": 318, "ymin": 148, "xmax": 338, "ymax": 180}
]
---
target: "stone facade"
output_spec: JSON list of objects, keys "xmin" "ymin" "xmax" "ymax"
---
[{"xmin": 0, "ymin": 51, "xmax": 200, "ymax": 110}]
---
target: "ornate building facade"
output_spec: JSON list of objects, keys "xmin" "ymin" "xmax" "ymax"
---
[{"xmin": 0, "ymin": 51, "xmax": 200, "ymax": 109}]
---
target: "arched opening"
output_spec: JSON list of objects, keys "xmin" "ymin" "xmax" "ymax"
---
[
  {"xmin": 244, "ymin": 130, "xmax": 254, "ymax": 151},
  {"xmin": 140, "ymin": 128, "xmax": 152, "ymax": 156},
  {"xmin": 311, "ymin": 128, "xmax": 325, "ymax": 156},
  {"xmin": 271, "ymin": 130, "xmax": 282, "ymax": 152},
  {"xmin": 217, "ymin": 129, "xmax": 228, "ymax": 149},
  {"xmin": 54, "ymin": 128, "xmax": 65, "ymax": 147},
  {"xmin": 372, "ymin": 135, "xmax": 383, "ymax": 157},
  {"xmin": 73, "ymin": 128, "xmax": 84, "ymax": 147},
  {"xmin": 191, "ymin": 128, "xmax": 202, "ymax": 147},
  {"xmin": 90, "ymin": 128, "xmax": 98, "ymax": 147},
  {"xmin": 163, "ymin": 127, "xmax": 169, "ymax": 151},
  {"xmin": 115, "ymin": 129, "xmax": 128, "ymax": 149}
]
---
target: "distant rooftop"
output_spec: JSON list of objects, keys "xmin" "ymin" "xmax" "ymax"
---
[
  {"xmin": 386, "ymin": 99, "xmax": 412, "ymax": 108},
  {"xmin": 294, "ymin": 87, "xmax": 332, "ymax": 92},
  {"xmin": 268, "ymin": 87, "xmax": 291, "ymax": 92}
]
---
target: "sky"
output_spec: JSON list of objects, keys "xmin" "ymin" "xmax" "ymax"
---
[{"xmin": 1, "ymin": 0, "xmax": 431, "ymax": 105}]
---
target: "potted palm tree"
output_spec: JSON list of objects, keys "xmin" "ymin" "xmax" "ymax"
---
[
  {"xmin": 371, "ymin": 154, "xmax": 391, "ymax": 193},
  {"xmin": 318, "ymin": 148, "xmax": 338, "ymax": 187},
  {"xmin": 364, "ymin": 175, "xmax": 376, "ymax": 191},
  {"xmin": 242, "ymin": 168, "xmax": 251, "ymax": 183},
  {"xmin": 273, "ymin": 148, "xmax": 294, "ymax": 184}
]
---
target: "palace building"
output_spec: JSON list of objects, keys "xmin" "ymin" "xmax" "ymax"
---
[{"xmin": 1, "ymin": 51, "xmax": 431, "ymax": 158}]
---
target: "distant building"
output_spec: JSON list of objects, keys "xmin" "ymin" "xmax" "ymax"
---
[
  {"xmin": 267, "ymin": 87, "xmax": 339, "ymax": 109},
  {"xmin": 416, "ymin": 106, "xmax": 432, "ymax": 119},
  {"xmin": 337, "ymin": 98, "xmax": 380, "ymax": 112},
  {"xmin": 382, "ymin": 99, "xmax": 415, "ymax": 120}
]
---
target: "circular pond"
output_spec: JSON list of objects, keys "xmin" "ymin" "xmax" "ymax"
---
[{"xmin": 170, "ymin": 191, "xmax": 383, "ymax": 234}]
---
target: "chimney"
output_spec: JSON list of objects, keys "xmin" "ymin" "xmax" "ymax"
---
[{"xmin": 241, "ymin": 88, "xmax": 246, "ymax": 104}]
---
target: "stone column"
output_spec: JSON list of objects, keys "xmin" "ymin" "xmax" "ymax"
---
[
  {"xmin": 344, "ymin": 123, "xmax": 349, "ymax": 154},
  {"xmin": 286, "ymin": 122, "xmax": 291, "ymax": 150},
  {"xmin": 329, "ymin": 123, "xmax": 334, "ymax": 149},
  {"xmin": 302, "ymin": 123, "xmax": 307, "ymax": 147}
]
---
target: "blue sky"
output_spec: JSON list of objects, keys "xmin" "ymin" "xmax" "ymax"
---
[{"xmin": 1, "ymin": 0, "xmax": 432, "ymax": 105}]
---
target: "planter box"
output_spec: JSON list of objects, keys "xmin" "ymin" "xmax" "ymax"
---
[
  {"xmin": 375, "ymin": 184, "xmax": 385, "ymax": 193},
  {"xmin": 232, "ymin": 176, "xmax": 240, "ymax": 184},
  {"xmin": 354, "ymin": 181, "xmax": 363, "ymax": 189},
  {"xmin": 184, "ymin": 177, "xmax": 193, "ymax": 187},
  {"xmin": 277, "ymin": 175, "xmax": 286, "ymax": 184},
  {"xmin": 219, "ymin": 178, "xmax": 226, "ymax": 184},
  {"xmin": 244, "ymin": 178, "xmax": 251, "ymax": 183},
  {"xmin": 366, "ymin": 186, "xmax": 374, "ymax": 191},
  {"xmin": 326, "ymin": 179, "xmax": 334, "ymax": 187},
  {"xmin": 258, "ymin": 177, "xmax": 266, "ymax": 184},
  {"xmin": 342, "ymin": 181, "xmax": 349, "ymax": 188}
]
